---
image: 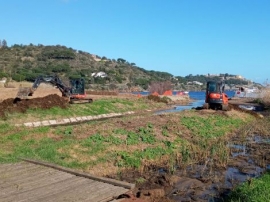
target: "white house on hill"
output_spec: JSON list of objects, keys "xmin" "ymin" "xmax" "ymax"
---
[{"xmin": 91, "ymin": 72, "xmax": 107, "ymax": 78}]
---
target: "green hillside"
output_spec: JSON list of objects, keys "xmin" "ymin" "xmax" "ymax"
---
[{"xmin": 0, "ymin": 42, "xmax": 255, "ymax": 91}]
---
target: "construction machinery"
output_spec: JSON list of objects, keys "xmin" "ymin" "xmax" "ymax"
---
[
  {"xmin": 203, "ymin": 80, "xmax": 229, "ymax": 111},
  {"xmin": 16, "ymin": 75, "xmax": 93, "ymax": 104}
]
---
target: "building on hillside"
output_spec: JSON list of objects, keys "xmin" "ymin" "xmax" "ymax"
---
[
  {"xmin": 193, "ymin": 81, "xmax": 203, "ymax": 85},
  {"xmin": 187, "ymin": 81, "xmax": 203, "ymax": 85},
  {"xmin": 235, "ymin": 75, "xmax": 243, "ymax": 79},
  {"xmin": 91, "ymin": 72, "xmax": 107, "ymax": 78},
  {"xmin": 206, "ymin": 74, "xmax": 219, "ymax": 77}
]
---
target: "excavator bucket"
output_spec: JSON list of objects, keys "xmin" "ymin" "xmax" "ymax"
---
[{"xmin": 16, "ymin": 87, "xmax": 33, "ymax": 99}]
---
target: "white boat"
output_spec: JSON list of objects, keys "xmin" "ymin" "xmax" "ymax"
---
[
  {"xmin": 176, "ymin": 91, "xmax": 189, "ymax": 95},
  {"xmin": 239, "ymin": 105, "xmax": 255, "ymax": 110},
  {"xmin": 234, "ymin": 87, "xmax": 262, "ymax": 98}
]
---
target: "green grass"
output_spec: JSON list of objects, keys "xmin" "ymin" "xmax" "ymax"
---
[
  {"xmin": 116, "ymin": 146, "xmax": 169, "ymax": 168},
  {"xmin": 0, "ymin": 99, "xmax": 255, "ymax": 178},
  {"xmin": 0, "ymin": 123, "xmax": 14, "ymax": 134},
  {"xmin": 0, "ymin": 112, "xmax": 249, "ymax": 170},
  {"xmin": 180, "ymin": 115, "xmax": 244, "ymax": 138},
  {"xmin": 1, "ymin": 97, "xmax": 164, "ymax": 124},
  {"xmin": 226, "ymin": 172, "xmax": 270, "ymax": 202}
]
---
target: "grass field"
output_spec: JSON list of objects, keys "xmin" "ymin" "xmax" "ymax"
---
[
  {"xmin": 1, "ymin": 89, "xmax": 270, "ymax": 201},
  {"xmin": 0, "ymin": 98, "xmax": 255, "ymax": 176}
]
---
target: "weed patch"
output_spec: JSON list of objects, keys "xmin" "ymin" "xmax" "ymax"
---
[
  {"xmin": 181, "ymin": 115, "xmax": 244, "ymax": 138},
  {"xmin": 226, "ymin": 171, "xmax": 270, "ymax": 202}
]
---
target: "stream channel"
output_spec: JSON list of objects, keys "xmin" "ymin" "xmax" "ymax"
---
[{"xmin": 151, "ymin": 91, "xmax": 270, "ymax": 201}]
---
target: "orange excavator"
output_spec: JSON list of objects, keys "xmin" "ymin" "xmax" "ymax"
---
[
  {"xmin": 203, "ymin": 80, "xmax": 229, "ymax": 111},
  {"xmin": 16, "ymin": 75, "xmax": 93, "ymax": 104}
]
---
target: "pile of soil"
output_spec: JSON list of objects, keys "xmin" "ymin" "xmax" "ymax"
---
[{"xmin": 0, "ymin": 94, "xmax": 69, "ymax": 118}]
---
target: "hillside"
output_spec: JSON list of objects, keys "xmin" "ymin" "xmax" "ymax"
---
[{"xmin": 0, "ymin": 43, "xmax": 258, "ymax": 91}]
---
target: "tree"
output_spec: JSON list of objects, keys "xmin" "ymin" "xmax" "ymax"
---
[
  {"xmin": 0, "ymin": 40, "xmax": 2, "ymax": 47},
  {"xmin": 117, "ymin": 58, "xmax": 126, "ymax": 63},
  {"xmin": 2, "ymin": 39, "xmax": 7, "ymax": 47}
]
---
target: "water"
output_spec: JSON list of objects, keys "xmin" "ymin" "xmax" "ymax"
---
[
  {"xmin": 169, "ymin": 135, "xmax": 270, "ymax": 201},
  {"xmin": 132, "ymin": 90, "xmax": 235, "ymax": 99}
]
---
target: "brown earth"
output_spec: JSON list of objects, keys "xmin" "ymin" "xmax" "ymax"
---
[
  {"xmin": 0, "ymin": 86, "xmax": 71, "ymax": 118},
  {"xmin": 0, "ymin": 86, "xmax": 123, "ymax": 118},
  {"xmin": 0, "ymin": 94, "xmax": 69, "ymax": 118},
  {"xmin": 0, "ymin": 86, "xmax": 191, "ymax": 119}
]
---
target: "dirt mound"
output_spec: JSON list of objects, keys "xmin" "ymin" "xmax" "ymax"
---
[{"xmin": 0, "ymin": 94, "xmax": 69, "ymax": 118}]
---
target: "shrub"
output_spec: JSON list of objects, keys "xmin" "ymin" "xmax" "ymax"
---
[{"xmin": 147, "ymin": 95, "xmax": 171, "ymax": 103}]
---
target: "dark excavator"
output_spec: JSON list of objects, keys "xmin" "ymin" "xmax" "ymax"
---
[
  {"xmin": 203, "ymin": 80, "xmax": 229, "ymax": 111},
  {"xmin": 16, "ymin": 75, "xmax": 93, "ymax": 104}
]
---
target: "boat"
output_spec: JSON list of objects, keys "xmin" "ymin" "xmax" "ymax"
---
[
  {"xmin": 176, "ymin": 91, "xmax": 189, "ymax": 95},
  {"xmin": 184, "ymin": 91, "xmax": 189, "ymax": 95},
  {"xmin": 239, "ymin": 105, "xmax": 255, "ymax": 111},
  {"xmin": 234, "ymin": 86, "xmax": 262, "ymax": 98}
]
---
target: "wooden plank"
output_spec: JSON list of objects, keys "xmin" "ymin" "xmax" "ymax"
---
[
  {"xmin": 26, "ymin": 177, "xmax": 93, "ymax": 201},
  {"xmin": 82, "ymin": 186, "xmax": 117, "ymax": 202},
  {"xmin": 0, "ymin": 163, "xmax": 18, "ymax": 170},
  {"xmin": 86, "ymin": 186, "xmax": 127, "ymax": 202},
  {"xmin": 0, "ymin": 166, "xmax": 58, "ymax": 186},
  {"xmin": 43, "ymin": 182, "xmax": 127, "ymax": 202},
  {"xmin": 36, "ymin": 180, "xmax": 101, "ymax": 202},
  {"xmin": 0, "ymin": 171, "xmax": 74, "ymax": 197},
  {"xmin": 0, "ymin": 161, "xmax": 133, "ymax": 202},
  {"xmin": 0, "ymin": 162, "xmax": 28, "ymax": 169},
  {"xmin": 22, "ymin": 158, "xmax": 135, "ymax": 189},
  {"xmin": 0, "ymin": 162, "xmax": 36, "ymax": 173},
  {"xmin": 0, "ymin": 169, "xmax": 58, "ymax": 191},
  {"xmin": 1, "ymin": 176, "xmax": 89, "ymax": 202},
  {"xmin": 0, "ymin": 165, "xmax": 42, "ymax": 181}
]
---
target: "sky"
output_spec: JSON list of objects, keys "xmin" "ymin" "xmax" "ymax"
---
[{"xmin": 1, "ymin": 0, "xmax": 269, "ymax": 84}]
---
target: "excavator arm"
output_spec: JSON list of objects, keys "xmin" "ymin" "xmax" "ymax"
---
[
  {"xmin": 31, "ymin": 75, "xmax": 71, "ymax": 97},
  {"xmin": 16, "ymin": 75, "xmax": 93, "ymax": 104},
  {"xmin": 16, "ymin": 75, "xmax": 72, "ymax": 99}
]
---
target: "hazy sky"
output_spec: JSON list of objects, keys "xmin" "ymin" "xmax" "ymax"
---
[{"xmin": 1, "ymin": 0, "xmax": 269, "ymax": 84}]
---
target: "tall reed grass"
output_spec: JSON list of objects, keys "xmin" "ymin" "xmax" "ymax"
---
[{"xmin": 261, "ymin": 88, "xmax": 270, "ymax": 107}]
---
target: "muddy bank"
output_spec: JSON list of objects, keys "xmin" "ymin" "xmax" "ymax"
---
[{"xmin": 109, "ymin": 120, "xmax": 270, "ymax": 202}]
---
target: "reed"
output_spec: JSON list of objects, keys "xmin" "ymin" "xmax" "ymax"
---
[{"xmin": 260, "ymin": 88, "xmax": 270, "ymax": 107}]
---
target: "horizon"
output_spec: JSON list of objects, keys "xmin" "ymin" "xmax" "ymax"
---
[{"xmin": 1, "ymin": 0, "xmax": 269, "ymax": 84}]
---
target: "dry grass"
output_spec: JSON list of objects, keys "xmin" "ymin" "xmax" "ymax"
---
[
  {"xmin": 261, "ymin": 88, "xmax": 270, "ymax": 107},
  {"xmin": 0, "ymin": 81, "xmax": 33, "ymax": 88}
]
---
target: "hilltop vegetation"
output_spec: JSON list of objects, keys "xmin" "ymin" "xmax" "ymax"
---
[{"xmin": 0, "ymin": 41, "xmax": 255, "ymax": 91}]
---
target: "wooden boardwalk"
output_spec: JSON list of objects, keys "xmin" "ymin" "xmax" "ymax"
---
[{"xmin": 0, "ymin": 160, "xmax": 134, "ymax": 202}]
